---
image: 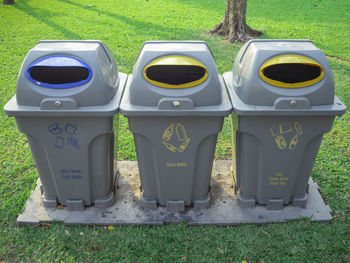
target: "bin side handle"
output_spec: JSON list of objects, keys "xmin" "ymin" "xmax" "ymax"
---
[
  {"xmin": 40, "ymin": 98, "xmax": 78, "ymax": 110},
  {"xmin": 158, "ymin": 98, "xmax": 194, "ymax": 110},
  {"xmin": 273, "ymin": 97, "xmax": 312, "ymax": 109}
]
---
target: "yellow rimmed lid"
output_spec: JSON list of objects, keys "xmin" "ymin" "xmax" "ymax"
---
[
  {"xmin": 259, "ymin": 55, "xmax": 325, "ymax": 88},
  {"xmin": 143, "ymin": 56, "xmax": 208, "ymax": 89}
]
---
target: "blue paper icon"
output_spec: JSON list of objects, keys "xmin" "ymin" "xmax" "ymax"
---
[
  {"xmin": 48, "ymin": 123, "xmax": 63, "ymax": 135},
  {"xmin": 67, "ymin": 136, "xmax": 80, "ymax": 149},
  {"xmin": 54, "ymin": 136, "xmax": 64, "ymax": 149},
  {"xmin": 65, "ymin": 124, "xmax": 78, "ymax": 135}
]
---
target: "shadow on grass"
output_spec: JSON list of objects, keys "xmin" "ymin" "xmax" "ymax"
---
[
  {"xmin": 172, "ymin": 0, "xmax": 350, "ymax": 24},
  {"xmin": 163, "ymin": 0, "xmax": 226, "ymax": 13},
  {"xmin": 13, "ymin": 0, "xmax": 82, "ymax": 39},
  {"xmin": 57, "ymin": 0, "xmax": 198, "ymax": 40},
  {"xmin": 54, "ymin": 0, "xmax": 219, "ymax": 70}
]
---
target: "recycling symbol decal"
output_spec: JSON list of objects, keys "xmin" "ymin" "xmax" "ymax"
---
[
  {"xmin": 270, "ymin": 121, "xmax": 303, "ymax": 151},
  {"xmin": 162, "ymin": 122, "xmax": 190, "ymax": 153},
  {"xmin": 48, "ymin": 123, "xmax": 80, "ymax": 150}
]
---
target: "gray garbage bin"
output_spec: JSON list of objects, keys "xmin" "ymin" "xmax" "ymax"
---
[
  {"xmin": 223, "ymin": 40, "xmax": 346, "ymax": 210},
  {"xmin": 4, "ymin": 40, "xmax": 127, "ymax": 211},
  {"xmin": 120, "ymin": 41, "xmax": 231, "ymax": 211}
]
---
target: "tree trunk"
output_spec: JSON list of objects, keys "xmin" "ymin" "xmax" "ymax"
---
[
  {"xmin": 210, "ymin": 0, "xmax": 261, "ymax": 43},
  {"xmin": 3, "ymin": 0, "xmax": 15, "ymax": 4}
]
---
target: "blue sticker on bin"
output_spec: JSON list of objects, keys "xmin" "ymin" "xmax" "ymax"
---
[{"xmin": 27, "ymin": 56, "xmax": 93, "ymax": 89}]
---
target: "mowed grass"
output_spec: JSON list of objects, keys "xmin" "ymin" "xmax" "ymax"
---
[{"xmin": 0, "ymin": 0, "xmax": 349, "ymax": 262}]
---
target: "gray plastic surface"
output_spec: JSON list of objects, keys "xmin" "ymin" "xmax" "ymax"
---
[
  {"xmin": 224, "ymin": 72, "xmax": 345, "ymax": 116},
  {"xmin": 4, "ymin": 41, "xmax": 127, "ymax": 210},
  {"xmin": 129, "ymin": 41, "xmax": 222, "ymax": 108},
  {"xmin": 128, "ymin": 115, "xmax": 223, "ymax": 207},
  {"xmin": 15, "ymin": 115, "xmax": 117, "ymax": 208},
  {"xmin": 120, "ymin": 41, "xmax": 232, "ymax": 208},
  {"xmin": 121, "ymin": 75, "xmax": 231, "ymax": 116},
  {"xmin": 230, "ymin": 114, "xmax": 335, "ymax": 208},
  {"xmin": 16, "ymin": 40, "xmax": 119, "ymax": 107},
  {"xmin": 224, "ymin": 40, "xmax": 346, "ymax": 209},
  {"xmin": 231, "ymin": 39, "xmax": 338, "ymax": 107}
]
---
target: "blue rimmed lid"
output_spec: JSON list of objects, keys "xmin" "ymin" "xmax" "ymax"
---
[{"xmin": 27, "ymin": 56, "xmax": 93, "ymax": 89}]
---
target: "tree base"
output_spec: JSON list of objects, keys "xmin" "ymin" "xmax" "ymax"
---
[
  {"xmin": 210, "ymin": 21, "xmax": 262, "ymax": 43},
  {"xmin": 209, "ymin": 22, "xmax": 228, "ymax": 36},
  {"xmin": 210, "ymin": 0, "xmax": 262, "ymax": 43}
]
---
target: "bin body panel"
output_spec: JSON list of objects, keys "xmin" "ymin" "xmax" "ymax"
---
[
  {"xmin": 234, "ymin": 114, "xmax": 335, "ymax": 204},
  {"xmin": 15, "ymin": 115, "xmax": 115, "ymax": 206},
  {"xmin": 128, "ymin": 116, "xmax": 223, "ymax": 205}
]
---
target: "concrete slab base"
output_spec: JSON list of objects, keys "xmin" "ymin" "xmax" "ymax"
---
[{"xmin": 17, "ymin": 160, "xmax": 332, "ymax": 226}]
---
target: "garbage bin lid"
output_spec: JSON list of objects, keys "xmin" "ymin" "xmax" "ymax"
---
[
  {"xmin": 227, "ymin": 39, "xmax": 343, "ymax": 110},
  {"xmin": 13, "ymin": 40, "xmax": 121, "ymax": 108},
  {"xmin": 120, "ymin": 41, "xmax": 232, "ymax": 116},
  {"xmin": 27, "ymin": 56, "xmax": 93, "ymax": 89},
  {"xmin": 223, "ymin": 40, "xmax": 346, "ymax": 116}
]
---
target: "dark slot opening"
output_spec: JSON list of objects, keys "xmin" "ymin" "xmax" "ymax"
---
[
  {"xmin": 29, "ymin": 66, "xmax": 90, "ymax": 84},
  {"xmin": 145, "ymin": 65, "xmax": 206, "ymax": 85},
  {"xmin": 263, "ymin": 63, "xmax": 321, "ymax": 84}
]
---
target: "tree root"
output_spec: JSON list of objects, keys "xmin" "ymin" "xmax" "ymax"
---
[
  {"xmin": 245, "ymin": 25, "xmax": 262, "ymax": 37},
  {"xmin": 209, "ymin": 0, "xmax": 262, "ymax": 43},
  {"xmin": 210, "ymin": 18, "xmax": 230, "ymax": 36},
  {"xmin": 211, "ymin": 23, "xmax": 262, "ymax": 43}
]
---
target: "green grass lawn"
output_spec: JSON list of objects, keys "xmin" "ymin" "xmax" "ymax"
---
[{"xmin": 0, "ymin": 0, "xmax": 349, "ymax": 262}]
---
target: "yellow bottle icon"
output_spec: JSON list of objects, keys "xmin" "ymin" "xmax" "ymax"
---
[
  {"xmin": 288, "ymin": 134, "xmax": 299, "ymax": 150},
  {"xmin": 176, "ymin": 123, "xmax": 190, "ymax": 152},
  {"xmin": 271, "ymin": 121, "xmax": 303, "ymax": 151},
  {"xmin": 275, "ymin": 135, "xmax": 287, "ymax": 150},
  {"xmin": 162, "ymin": 123, "xmax": 174, "ymax": 142},
  {"xmin": 161, "ymin": 122, "xmax": 191, "ymax": 152},
  {"xmin": 294, "ymin": 121, "xmax": 303, "ymax": 136},
  {"xmin": 162, "ymin": 141, "xmax": 177, "ymax": 152}
]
